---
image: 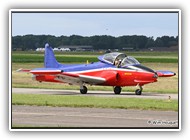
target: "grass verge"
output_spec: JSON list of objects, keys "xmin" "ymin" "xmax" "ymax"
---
[
  {"xmin": 12, "ymin": 93, "xmax": 178, "ymax": 111},
  {"xmin": 12, "ymin": 53, "xmax": 178, "ymax": 63}
]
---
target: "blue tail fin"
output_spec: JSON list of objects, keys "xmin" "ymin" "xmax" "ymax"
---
[{"xmin": 44, "ymin": 43, "xmax": 60, "ymax": 68}]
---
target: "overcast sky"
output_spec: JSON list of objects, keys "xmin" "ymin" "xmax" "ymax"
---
[{"xmin": 11, "ymin": 12, "xmax": 178, "ymax": 38}]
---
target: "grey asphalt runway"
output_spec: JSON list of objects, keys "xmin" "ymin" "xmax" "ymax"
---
[
  {"xmin": 12, "ymin": 88, "xmax": 178, "ymax": 100},
  {"xmin": 12, "ymin": 105, "xmax": 178, "ymax": 128},
  {"xmin": 11, "ymin": 88, "xmax": 179, "ymax": 128}
]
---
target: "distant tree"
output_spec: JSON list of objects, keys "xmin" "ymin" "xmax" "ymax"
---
[
  {"xmin": 155, "ymin": 37, "xmax": 164, "ymax": 47},
  {"xmin": 155, "ymin": 36, "xmax": 178, "ymax": 48},
  {"xmin": 145, "ymin": 37, "xmax": 155, "ymax": 48}
]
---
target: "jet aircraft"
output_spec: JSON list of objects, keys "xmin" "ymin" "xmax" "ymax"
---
[{"xmin": 17, "ymin": 43, "xmax": 176, "ymax": 95}]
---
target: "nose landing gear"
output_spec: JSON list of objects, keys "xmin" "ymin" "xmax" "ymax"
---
[{"xmin": 135, "ymin": 85, "xmax": 143, "ymax": 95}]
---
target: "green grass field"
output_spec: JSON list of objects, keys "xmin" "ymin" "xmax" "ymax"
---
[
  {"xmin": 12, "ymin": 93, "xmax": 178, "ymax": 111},
  {"xmin": 13, "ymin": 50, "xmax": 178, "ymax": 56},
  {"xmin": 12, "ymin": 51, "xmax": 178, "ymax": 63}
]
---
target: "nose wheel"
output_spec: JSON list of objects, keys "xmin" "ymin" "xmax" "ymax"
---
[{"xmin": 135, "ymin": 85, "xmax": 143, "ymax": 95}]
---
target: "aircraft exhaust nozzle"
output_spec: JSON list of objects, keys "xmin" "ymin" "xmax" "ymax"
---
[{"xmin": 32, "ymin": 75, "xmax": 36, "ymax": 81}]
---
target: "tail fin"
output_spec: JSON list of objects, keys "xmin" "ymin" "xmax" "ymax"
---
[{"xmin": 44, "ymin": 43, "xmax": 60, "ymax": 68}]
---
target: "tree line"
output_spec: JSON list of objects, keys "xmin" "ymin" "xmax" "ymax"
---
[{"xmin": 12, "ymin": 35, "xmax": 178, "ymax": 51}]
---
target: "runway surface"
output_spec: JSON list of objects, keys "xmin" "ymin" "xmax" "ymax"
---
[
  {"xmin": 12, "ymin": 105, "xmax": 178, "ymax": 128},
  {"xmin": 12, "ymin": 88, "xmax": 178, "ymax": 100},
  {"xmin": 11, "ymin": 88, "xmax": 179, "ymax": 128}
]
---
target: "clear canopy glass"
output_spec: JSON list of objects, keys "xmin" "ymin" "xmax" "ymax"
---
[
  {"xmin": 121, "ymin": 56, "xmax": 140, "ymax": 66},
  {"xmin": 103, "ymin": 52, "xmax": 127, "ymax": 64},
  {"xmin": 102, "ymin": 52, "xmax": 140, "ymax": 66}
]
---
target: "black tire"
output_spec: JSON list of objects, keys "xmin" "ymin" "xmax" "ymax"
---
[
  {"xmin": 80, "ymin": 86, "xmax": 88, "ymax": 94},
  {"xmin": 114, "ymin": 86, "xmax": 122, "ymax": 94},
  {"xmin": 135, "ymin": 89, "xmax": 142, "ymax": 95}
]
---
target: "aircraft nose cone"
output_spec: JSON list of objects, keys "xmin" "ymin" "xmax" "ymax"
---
[{"xmin": 153, "ymin": 73, "xmax": 158, "ymax": 78}]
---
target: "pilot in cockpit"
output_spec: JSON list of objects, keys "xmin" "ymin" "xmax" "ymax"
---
[{"xmin": 114, "ymin": 59, "xmax": 122, "ymax": 68}]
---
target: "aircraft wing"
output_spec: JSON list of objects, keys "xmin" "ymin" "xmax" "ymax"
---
[
  {"xmin": 27, "ymin": 68, "xmax": 106, "ymax": 85},
  {"xmin": 57, "ymin": 72, "xmax": 106, "ymax": 85},
  {"xmin": 156, "ymin": 70, "xmax": 176, "ymax": 77}
]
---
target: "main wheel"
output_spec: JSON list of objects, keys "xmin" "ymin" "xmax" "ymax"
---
[
  {"xmin": 114, "ymin": 86, "xmax": 122, "ymax": 94},
  {"xmin": 135, "ymin": 89, "xmax": 142, "ymax": 95},
  {"xmin": 80, "ymin": 86, "xmax": 88, "ymax": 94}
]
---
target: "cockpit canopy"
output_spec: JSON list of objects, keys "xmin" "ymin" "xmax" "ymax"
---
[
  {"xmin": 120, "ymin": 56, "xmax": 140, "ymax": 66},
  {"xmin": 98, "ymin": 52, "xmax": 140, "ymax": 67}
]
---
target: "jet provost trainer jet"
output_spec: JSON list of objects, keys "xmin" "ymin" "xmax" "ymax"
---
[{"xmin": 17, "ymin": 43, "xmax": 176, "ymax": 95}]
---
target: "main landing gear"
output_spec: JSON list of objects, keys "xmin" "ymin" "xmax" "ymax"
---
[
  {"xmin": 114, "ymin": 86, "xmax": 122, "ymax": 94},
  {"xmin": 80, "ymin": 85, "xmax": 88, "ymax": 94}
]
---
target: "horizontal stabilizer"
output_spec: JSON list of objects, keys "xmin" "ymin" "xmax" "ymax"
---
[
  {"xmin": 30, "ymin": 69, "xmax": 62, "ymax": 75},
  {"xmin": 156, "ymin": 70, "xmax": 176, "ymax": 77},
  {"xmin": 16, "ymin": 68, "xmax": 31, "ymax": 73}
]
